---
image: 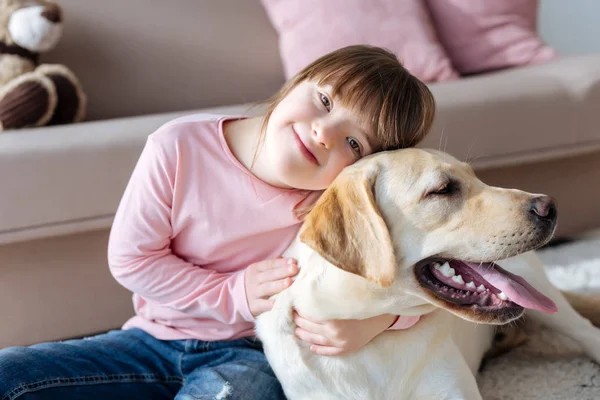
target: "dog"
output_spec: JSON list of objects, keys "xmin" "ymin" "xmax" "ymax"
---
[{"xmin": 255, "ymin": 148, "xmax": 600, "ymax": 400}]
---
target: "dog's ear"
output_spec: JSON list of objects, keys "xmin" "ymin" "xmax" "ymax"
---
[{"xmin": 299, "ymin": 165, "xmax": 396, "ymax": 287}]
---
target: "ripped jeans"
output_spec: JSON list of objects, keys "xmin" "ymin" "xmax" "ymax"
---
[{"xmin": 0, "ymin": 328, "xmax": 285, "ymax": 400}]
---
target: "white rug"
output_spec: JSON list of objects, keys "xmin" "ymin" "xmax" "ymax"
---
[{"xmin": 478, "ymin": 236, "xmax": 600, "ymax": 400}]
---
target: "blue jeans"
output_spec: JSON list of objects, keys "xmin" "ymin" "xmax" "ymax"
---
[{"xmin": 0, "ymin": 328, "xmax": 285, "ymax": 400}]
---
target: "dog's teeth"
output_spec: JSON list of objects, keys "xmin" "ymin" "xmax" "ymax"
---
[
  {"xmin": 477, "ymin": 284, "xmax": 486, "ymax": 292},
  {"xmin": 434, "ymin": 263, "xmax": 441, "ymax": 270},
  {"xmin": 497, "ymin": 292, "xmax": 508, "ymax": 301},
  {"xmin": 451, "ymin": 275, "xmax": 465, "ymax": 285},
  {"xmin": 440, "ymin": 262, "xmax": 455, "ymax": 277},
  {"xmin": 466, "ymin": 281, "xmax": 476, "ymax": 290}
]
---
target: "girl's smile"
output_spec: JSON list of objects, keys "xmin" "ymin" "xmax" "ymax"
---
[{"xmin": 293, "ymin": 124, "xmax": 319, "ymax": 166}]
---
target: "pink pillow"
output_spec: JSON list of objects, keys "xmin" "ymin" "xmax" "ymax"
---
[
  {"xmin": 425, "ymin": 0, "xmax": 558, "ymax": 75},
  {"xmin": 260, "ymin": 0, "xmax": 459, "ymax": 83}
]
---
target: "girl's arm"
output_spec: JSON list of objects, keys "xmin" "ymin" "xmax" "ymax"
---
[
  {"xmin": 388, "ymin": 315, "xmax": 420, "ymax": 330},
  {"xmin": 107, "ymin": 134, "xmax": 253, "ymax": 324}
]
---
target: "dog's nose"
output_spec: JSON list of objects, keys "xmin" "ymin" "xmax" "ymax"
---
[
  {"xmin": 41, "ymin": 5, "xmax": 62, "ymax": 23},
  {"xmin": 529, "ymin": 195, "xmax": 557, "ymax": 222}
]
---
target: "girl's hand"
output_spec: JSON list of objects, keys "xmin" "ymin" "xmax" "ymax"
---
[
  {"xmin": 293, "ymin": 312, "xmax": 396, "ymax": 356},
  {"xmin": 245, "ymin": 257, "xmax": 298, "ymax": 317}
]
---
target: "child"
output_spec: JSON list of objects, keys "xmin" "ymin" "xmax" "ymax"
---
[{"xmin": 0, "ymin": 45, "xmax": 435, "ymax": 399}]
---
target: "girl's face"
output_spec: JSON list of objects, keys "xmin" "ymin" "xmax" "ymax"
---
[{"xmin": 263, "ymin": 80, "xmax": 375, "ymax": 190}]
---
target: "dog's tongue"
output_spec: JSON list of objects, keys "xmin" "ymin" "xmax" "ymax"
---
[{"xmin": 465, "ymin": 262, "xmax": 558, "ymax": 314}]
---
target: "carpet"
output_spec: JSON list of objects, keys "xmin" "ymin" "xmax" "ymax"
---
[{"xmin": 478, "ymin": 235, "xmax": 600, "ymax": 400}]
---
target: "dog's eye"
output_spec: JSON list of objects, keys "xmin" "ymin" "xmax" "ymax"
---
[
  {"xmin": 429, "ymin": 181, "xmax": 457, "ymax": 196},
  {"xmin": 435, "ymin": 184, "xmax": 450, "ymax": 194}
]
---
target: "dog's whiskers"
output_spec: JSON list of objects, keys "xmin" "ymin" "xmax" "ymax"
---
[
  {"xmin": 464, "ymin": 140, "xmax": 477, "ymax": 165},
  {"xmin": 438, "ymin": 128, "xmax": 445, "ymax": 152}
]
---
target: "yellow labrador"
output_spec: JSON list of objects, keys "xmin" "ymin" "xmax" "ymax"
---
[{"xmin": 255, "ymin": 148, "xmax": 600, "ymax": 400}]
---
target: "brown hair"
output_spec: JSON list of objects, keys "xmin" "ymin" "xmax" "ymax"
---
[{"xmin": 256, "ymin": 44, "xmax": 436, "ymax": 163}]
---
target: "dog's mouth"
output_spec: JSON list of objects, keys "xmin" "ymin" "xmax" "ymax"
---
[{"xmin": 414, "ymin": 259, "xmax": 557, "ymax": 323}]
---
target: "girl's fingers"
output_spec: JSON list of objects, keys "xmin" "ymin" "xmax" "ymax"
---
[
  {"xmin": 294, "ymin": 327, "xmax": 332, "ymax": 347},
  {"xmin": 293, "ymin": 313, "xmax": 327, "ymax": 336},
  {"xmin": 258, "ymin": 263, "xmax": 298, "ymax": 283},
  {"xmin": 258, "ymin": 257, "xmax": 296, "ymax": 272},
  {"xmin": 309, "ymin": 344, "xmax": 345, "ymax": 356},
  {"xmin": 258, "ymin": 277, "xmax": 293, "ymax": 298}
]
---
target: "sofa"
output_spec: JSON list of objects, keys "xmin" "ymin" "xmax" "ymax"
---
[{"xmin": 1, "ymin": 0, "xmax": 600, "ymax": 349}]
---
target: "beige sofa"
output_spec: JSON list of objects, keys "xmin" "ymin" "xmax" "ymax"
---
[{"xmin": 1, "ymin": 0, "xmax": 600, "ymax": 349}]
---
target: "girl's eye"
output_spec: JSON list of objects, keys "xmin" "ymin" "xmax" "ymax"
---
[
  {"xmin": 319, "ymin": 93, "xmax": 331, "ymax": 111},
  {"xmin": 347, "ymin": 138, "xmax": 361, "ymax": 155}
]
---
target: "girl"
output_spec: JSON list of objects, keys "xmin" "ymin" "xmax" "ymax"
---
[{"xmin": 0, "ymin": 45, "xmax": 435, "ymax": 399}]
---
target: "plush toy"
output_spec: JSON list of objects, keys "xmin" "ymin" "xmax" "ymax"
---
[{"xmin": 0, "ymin": 0, "xmax": 86, "ymax": 131}]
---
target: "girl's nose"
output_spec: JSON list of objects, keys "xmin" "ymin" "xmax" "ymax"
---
[{"xmin": 312, "ymin": 123, "xmax": 337, "ymax": 149}]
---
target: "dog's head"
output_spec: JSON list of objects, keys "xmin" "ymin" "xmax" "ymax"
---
[{"xmin": 300, "ymin": 148, "xmax": 558, "ymax": 325}]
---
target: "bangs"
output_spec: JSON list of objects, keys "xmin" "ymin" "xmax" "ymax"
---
[
  {"xmin": 303, "ymin": 55, "xmax": 435, "ymax": 153},
  {"xmin": 259, "ymin": 45, "xmax": 436, "ymax": 166}
]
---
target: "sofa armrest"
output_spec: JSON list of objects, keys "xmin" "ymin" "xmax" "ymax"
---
[{"xmin": 0, "ymin": 104, "xmax": 255, "ymax": 245}]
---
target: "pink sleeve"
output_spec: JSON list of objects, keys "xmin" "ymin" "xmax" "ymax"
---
[
  {"xmin": 387, "ymin": 315, "xmax": 420, "ymax": 330},
  {"xmin": 107, "ymin": 133, "xmax": 255, "ymax": 324}
]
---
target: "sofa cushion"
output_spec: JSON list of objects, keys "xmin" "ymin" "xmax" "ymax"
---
[
  {"xmin": 426, "ymin": 0, "xmax": 557, "ymax": 75},
  {"xmin": 260, "ymin": 0, "xmax": 458, "ymax": 82},
  {"xmin": 422, "ymin": 54, "xmax": 600, "ymax": 169}
]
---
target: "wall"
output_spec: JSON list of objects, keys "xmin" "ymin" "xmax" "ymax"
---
[{"xmin": 539, "ymin": 0, "xmax": 600, "ymax": 56}]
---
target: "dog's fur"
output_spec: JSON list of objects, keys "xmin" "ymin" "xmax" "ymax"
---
[{"xmin": 255, "ymin": 148, "xmax": 600, "ymax": 400}]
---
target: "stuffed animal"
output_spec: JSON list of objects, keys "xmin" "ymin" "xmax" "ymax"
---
[{"xmin": 0, "ymin": 0, "xmax": 86, "ymax": 131}]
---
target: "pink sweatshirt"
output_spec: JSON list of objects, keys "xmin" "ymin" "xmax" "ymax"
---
[{"xmin": 108, "ymin": 114, "xmax": 418, "ymax": 342}]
